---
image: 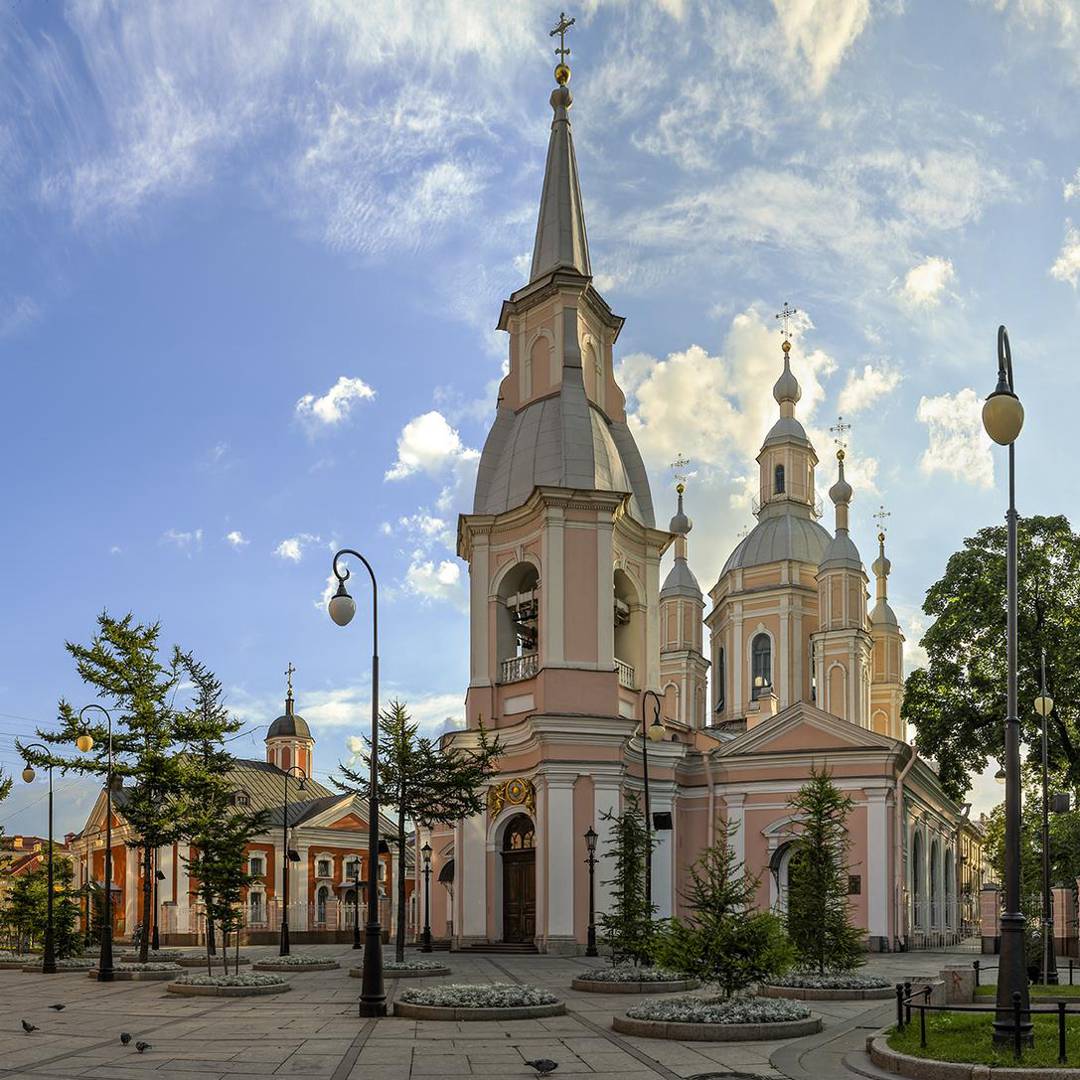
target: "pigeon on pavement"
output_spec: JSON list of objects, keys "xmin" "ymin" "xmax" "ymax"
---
[
  {"xmin": 119, "ymin": 1033, "xmax": 131, "ymax": 1045},
  {"xmin": 525, "ymin": 1060, "xmax": 558, "ymax": 1077},
  {"xmin": 48, "ymin": 1004, "xmax": 65, "ymax": 1011},
  {"xmin": 135, "ymin": 1042, "xmax": 152, "ymax": 1053},
  {"xmin": 21, "ymin": 1020, "xmax": 38, "ymax": 1033}
]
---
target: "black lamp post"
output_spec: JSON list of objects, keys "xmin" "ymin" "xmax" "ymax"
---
[
  {"xmin": 584, "ymin": 825, "xmax": 598, "ymax": 957},
  {"xmin": 982, "ymin": 325, "xmax": 1032, "ymax": 1045},
  {"xmin": 639, "ymin": 689, "xmax": 666, "ymax": 911},
  {"xmin": 279, "ymin": 764, "xmax": 307, "ymax": 956},
  {"xmin": 20, "ymin": 744, "xmax": 56, "ymax": 974},
  {"xmin": 420, "ymin": 841, "xmax": 433, "ymax": 953},
  {"xmin": 151, "ymin": 860, "xmax": 166, "ymax": 952},
  {"xmin": 352, "ymin": 855, "xmax": 362, "ymax": 950},
  {"xmin": 328, "ymin": 547, "xmax": 386, "ymax": 1017},
  {"xmin": 1034, "ymin": 648, "xmax": 1058, "ymax": 985},
  {"xmin": 77, "ymin": 704, "xmax": 115, "ymax": 982}
]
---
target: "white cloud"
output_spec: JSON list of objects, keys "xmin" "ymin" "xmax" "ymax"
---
[
  {"xmin": 0, "ymin": 295, "xmax": 41, "ymax": 338},
  {"xmin": 385, "ymin": 410, "xmax": 479, "ymax": 482},
  {"xmin": 161, "ymin": 528, "xmax": 203, "ymax": 554},
  {"xmin": 773, "ymin": 0, "xmax": 871, "ymax": 94},
  {"xmin": 295, "ymin": 376, "xmax": 375, "ymax": 431},
  {"xmin": 274, "ymin": 533, "xmax": 321, "ymax": 562},
  {"xmin": 837, "ymin": 362, "xmax": 902, "ymax": 414},
  {"xmin": 900, "ymin": 256, "xmax": 955, "ymax": 308},
  {"xmin": 1050, "ymin": 221, "xmax": 1080, "ymax": 287},
  {"xmin": 404, "ymin": 558, "xmax": 465, "ymax": 608},
  {"xmin": 305, "ymin": 686, "xmax": 464, "ymax": 737},
  {"xmin": 1064, "ymin": 167, "xmax": 1080, "ymax": 201},
  {"xmin": 225, "ymin": 530, "xmax": 249, "ymax": 548},
  {"xmin": 916, "ymin": 388, "xmax": 994, "ymax": 489}
]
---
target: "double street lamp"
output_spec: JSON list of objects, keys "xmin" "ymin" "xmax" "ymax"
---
[
  {"xmin": 420, "ymin": 841, "xmax": 433, "ymax": 953},
  {"xmin": 328, "ymin": 546, "xmax": 386, "ymax": 1018},
  {"xmin": 76, "ymin": 704, "xmax": 115, "ymax": 982},
  {"xmin": 982, "ymin": 325, "xmax": 1031, "ymax": 1046},
  {"xmin": 279, "ymin": 764, "xmax": 307, "ymax": 956},
  {"xmin": 584, "ymin": 825, "xmax": 598, "ymax": 957},
  {"xmin": 20, "ymin": 744, "xmax": 56, "ymax": 974}
]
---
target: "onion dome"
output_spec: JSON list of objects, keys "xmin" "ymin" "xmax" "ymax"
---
[
  {"xmin": 819, "ymin": 451, "xmax": 863, "ymax": 571},
  {"xmin": 267, "ymin": 681, "xmax": 311, "ymax": 740},
  {"xmin": 668, "ymin": 484, "xmax": 692, "ymax": 536},
  {"xmin": 772, "ymin": 342, "xmax": 802, "ymax": 406},
  {"xmin": 661, "ymin": 484, "xmax": 702, "ymax": 600},
  {"xmin": 871, "ymin": 530, "xmax": 899, "ymax": 627}
]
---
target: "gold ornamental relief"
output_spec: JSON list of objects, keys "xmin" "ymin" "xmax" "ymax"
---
[{"xmin": 487, "ymin": 777, "xmax": 536, "ymax": 817}]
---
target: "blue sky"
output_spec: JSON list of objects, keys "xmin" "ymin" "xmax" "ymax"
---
[{"xmin": 2, "ymin": 0, "xmax": 1079, "ymax": 836}]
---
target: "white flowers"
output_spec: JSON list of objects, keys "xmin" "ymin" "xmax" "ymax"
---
[
  {"xmin": 384, "ymin": 959, "xmax": 449, "ymax": 972},
  {"xmin": 256, "ymin": 955, "xmax": 333, "ymax": 966},
  {"xmin": 584, "ymin": 964, "xmax": 689, "ymax": 983},
  {"xmin": 175, "ymin": 972, "xmax": 286, "ymax": 987},
  {"xmin": 119, "ymin": 950, "xmax": 187, "ymax": 962},
  {"xmin": 771, "ymin": 974, "xmax": 890, "ymax": 990},
  {"xmin": 113, "ymin": 962, "xmax": 182, "ymax": 972},
  {"xmin": 399, "ymin": 983, "xmax": 559, "ymax": 1008},
  {"xmin": 627, "ymin": 995, "xmax": 811, "ymax": 1024}
]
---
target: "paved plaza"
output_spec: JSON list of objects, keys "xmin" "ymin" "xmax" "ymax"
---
[{"xmin": 0, "ymin": 946, "xmax": 982, "ymax": 1080}]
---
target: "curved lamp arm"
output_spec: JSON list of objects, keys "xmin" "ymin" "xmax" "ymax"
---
[{"xmin": 998, "ymin": 325, "xmax": 1014, "ymax": 394}]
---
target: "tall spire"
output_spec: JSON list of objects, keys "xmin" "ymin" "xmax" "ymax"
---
[
  {"xmin": 871, "ymin": 507, "xmax": 899, "ymax": 626},
  {"xmin": 819, "ymin": 419, "xmax": 862, "ymax": 573},
  {"xmin": 529, "ymin": 12, "xmax": 591, "ymax": 282},
  {"xmin": 285, "ymin": 661, "xmax": 295, "ymax": 716},
  {"xmin": 661, "ymin": 470, "xmax": 701, "ymax": 601}
]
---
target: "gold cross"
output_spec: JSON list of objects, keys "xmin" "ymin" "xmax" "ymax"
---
[
  {"xmin": 873, "ymin": 505, "xmax": 891, "ymax": 537},
  {"xmin": 829, "ymin": 415, "xmax": 851, "ymax": 453},
  {"xmin": 286, "ymin": 662, "xmax": 296, "ymax": 696},
  {"xmin": 551, "ymin": 11, "xmax": 575, "ymax": 61},
  {"xmin": 775, "ymin": 301, "xmax": 798, "ymax": 340}
]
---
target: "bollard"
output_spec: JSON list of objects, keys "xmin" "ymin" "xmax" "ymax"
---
[
  {"xmin": 1059, "ymin": 1001, "xmax": 1068, "ymax": 1065},
  {"xmin": 1071, "ymin": 959, "xmax": 1074, "ymax": 987},
  {"xmin": 973, "ymin": 959, "xmax": 980, "ymax": 987},
  {"xmin": 904, "ymin": 981, "xmax": 912, "ymax": 1026},
  {"xmin": 896, "ymin": 984, "xmax": 905, "ymax": 1029},
  {"xmin": 919, "ymin": 997, "xmax": 927, "ymax": 1048},
  {"xmin": 1013, "ymin": 992, "xmax": 1023, "ymax": 1063}
]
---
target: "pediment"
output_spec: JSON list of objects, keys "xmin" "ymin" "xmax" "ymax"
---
[
  {"xmin": 326, "ymin": 812, "xmax": 366, "ymax": 831},
  {"xmin": 713, "ymin": 700, "xmax": 902, "ymax": 759},
  {"xmin": 81, "ymin": 789, "xmax": 126, "ymax": 834}
]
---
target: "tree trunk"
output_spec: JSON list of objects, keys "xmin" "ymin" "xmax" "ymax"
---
[
  {"xmin": 205, "ymin": 906, "xmax": 213, "ymax": 977},
  {"xmin": 234, "ymin": 914, "xmax": 240, "ymax": 976},
  {"xmin": 139, "ymin": 844, "xmax": 152, "ymax": 963},
  {"xmin": 396, "ymin": 806, "xmax": 407, "ymax": 963}
]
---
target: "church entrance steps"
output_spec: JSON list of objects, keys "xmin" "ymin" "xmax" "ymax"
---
[{"xmin": 455, "ymin": 941, "xmax": 539, "ymax": 954}]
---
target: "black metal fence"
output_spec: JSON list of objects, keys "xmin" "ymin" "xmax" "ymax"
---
[
  {"xmin": 895, "ymin": 981, "xmax": 1075, "ymax": 1065},
  {"xmin": 972, "ymin": 958, "xmax": 1077, "ymax": 986}
]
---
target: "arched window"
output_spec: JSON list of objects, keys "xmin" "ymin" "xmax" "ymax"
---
[
  {"xmin": 503, "ymin": 815, "xmax": 535, "ymax": 851},
  {"xmin": 774, "ymin": 464, "xmax": 785, "ymax": 494},
  {"xmin": 715, "ymin": 647, "xmax": 726, "ymax": 712},
  {"xmin": 316, "ymin": 885, "xmax": 328, "ymax": 925},
  {"xmin": 751, "ymin": 633, "xmax": 771, "ymax": 700},
  {"xmin": 911, "ymin": 831, "xmax": 924, "ymax": 928},
  {"xmin": 249, "ymin": 890, "xmax": 264, "ymax": 925},
  {"xmin": 930, "ymin": 840, "xmax": 940, "ymax": 928},
  {"xmin": 497, "ymin": 562, "xmax": 540, "ymax": 683}
]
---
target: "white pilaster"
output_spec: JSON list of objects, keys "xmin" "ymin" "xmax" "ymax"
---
[
  {"xmin": 461, "ymin": 813, "xmax": 487, "ymax": 940},
  {"xmin": 470, "ymin": 538, "xmax": 491, "ymax": 686},
  {"xmin": 865, "ymin": 788, "xmax": 890, "ymax": 942},
  {"xmin": 545, "ymin": 775, "xmax": 577, "ymax": 938},
  {"xmin": 650, "ymin": 784, "xmax": 676, "ymax": 919},
  {"xmin": 546, "ymin": 510, "xmax": 565, "ymax": 664},
  {"xmin": 593, "ymin": 774, "xmax": 621, "ymax": 917},
  {"xmin": 294, "ymin": 843, "xmax": 309, "ymax": 930},
  {"xmin": 597, "ymin": 520, "xmax": 615, "ymax": 669}
]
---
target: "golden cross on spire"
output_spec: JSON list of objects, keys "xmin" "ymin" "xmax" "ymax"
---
[
  {"xmin": 873, "ymin": 505, "xmax": 891, "ymax": 540},
  {"xmin": 829, "ymin": 415, "xmax": 851, "ymax": 457},
  {"xmin": 286, "ymin": 662, "xmax": 296, "ymax": 698},
  {"xmin": 551, "ymin": 11, "xmax": 575, "ymax": 62},
  {"xmin": 671, "ymin": 452, "xmax": 691, "ymax": 491},
  {"xmin": 775, "ymin": 301, "xmax": 798, "ymax": 341}
]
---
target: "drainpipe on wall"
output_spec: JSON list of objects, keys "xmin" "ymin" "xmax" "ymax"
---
[
  {"xmin": 894, "ymin": 743, "xmax": 917, "ymax": 952},
  {"xmin": 703, "ymin": 752, "xmax": 716, "ymax": 849}
]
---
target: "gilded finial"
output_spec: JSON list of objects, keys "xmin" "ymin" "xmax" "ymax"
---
[{"xmin": 551, "ymin": 11, "xmax": 575, "ymax": 84}]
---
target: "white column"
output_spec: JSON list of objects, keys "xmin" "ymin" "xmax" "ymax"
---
[
  {"xmin": 460, "ymin": 813, "xmax": 487, "ymax": 941},
  {"xmin": 779, "ymin": 597, "xmax": 790, "ymax": 709},
  {"xmin": 593, "ymin": 774, "xmax": 621, "ymax": 918},
  {"xmin": 597, "ymin": 520, "xmax": 615, "ymax": 669},
  {"xmin": 865, "ymin": 788, "xmax": 890, "ymax": 944},
  {"xmin": 545, "ymin": 775, "xmax": 577, "ymax": 940},
  {"xmin": 125, "ymin": 847, "xmax": 139, "ymax": 933},
  {"xmin": 175, "ymin": 844, "xmax": 191, "ymax": 934},
  {"xmin": 644, "ymin": 551, "xmax": 661, "ymax": 691},
  {"xmin": 470, "ymin": 538, "xmax": 491, "ymax": 686},
  {"xmin": 732, "ymin": 605, "xmax": 744, "ymax": 715},
  {"xmin": 546, "ymin": 510, "xmax": 565, "ymax": 664},
  {"xmin": 650, "ymin": 786, "xmax": 676, "ymax": 919},
  {"xmin": 293, "ymin": 843, "xmax": 309, "ymax": 930}
]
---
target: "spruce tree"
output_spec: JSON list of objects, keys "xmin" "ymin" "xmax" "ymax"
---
[
  {"xmin": 598, "ymin": 793, "xmax": 656, "ymax": 966},
  {"xmin": 651, "ymin": 822, "xmax": 793, "ymax": 997},
  {"xmin": 786, "ymin": 766, "xmax": 865, "ymax": 974},
  {"xmin": 336, "ymin": 701, "xmax": 500, "ymax": 961}
]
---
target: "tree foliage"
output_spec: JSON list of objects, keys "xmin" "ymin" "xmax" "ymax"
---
[
  {"xmin": 0, "ymin": 856, "xmax": 82, "ymax": 958},
  {"xmin": 903, "ymin": 515, "xmax": 1080, "ymax": 801},
  {"xmin": 786, "ymin": 767, "xmax": 864, "ymax": 974},
  {"xmin": 598, "ymin": 793, "xmax": 656, "ymax": 966},
  {"xmin": 336, "ymin": 701, "xmax": 500, "ymax": 961},
  {"xmin": 650, "ymin": 822, "xmax": 793, "ymax": 997}
]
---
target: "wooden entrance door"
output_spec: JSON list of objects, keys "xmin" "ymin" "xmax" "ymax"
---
[{"xmin": 501, "ymin": 815, "xmax": 536, "ymax": 943}]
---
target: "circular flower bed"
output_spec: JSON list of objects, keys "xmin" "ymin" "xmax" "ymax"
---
[
  {"xmin": 119, "ymin": 949, "xmax": 187, "ymax": 962},
  {"xmin": 572, "ymin": 964, "xmax": 698, "ymax": 995},
  {"xmin": 252, "ymin": 955, "xmax": 339, "ymax": 972},
  {"xmin": 762, "ymin": 973, "xmax": 894, "ymax": 1001},
  {"xmin": 0, "ymin": 951, "xmax": 31, "ymax": 969},
  {"xmin": 393, "ymin": 982, "xmax": 566, "ymax": 1021},
  {"xmin": 356, "ymin": 958, "xmax": 451, "ymax": 978},
  {"xmin": 167, "ymin": 971, "xmax": 290, "ymax": 997},
  {"xmin": 21, "ymin": 958, "xmax": 96, "ymax": 973},
  {"xmin": 89, "ymin": 962, "xmax": 182, "ymax": 981},
  {"xmin": 613, "ymin": 995, "xmax": 821, "ymax": 1042},
  {"xmin": 175, "ymin": 955, "xmax": 250, "ymax": 967}
]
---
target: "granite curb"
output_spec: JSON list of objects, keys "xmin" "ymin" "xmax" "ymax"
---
[{"xmin": 612, "ymin": 1014, "xmax": 823, "ymax": 1041}]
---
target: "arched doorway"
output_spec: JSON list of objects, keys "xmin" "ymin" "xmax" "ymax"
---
[{"xmin": 501, "ymin": 814, "xmax": 536, "ymax": 943}]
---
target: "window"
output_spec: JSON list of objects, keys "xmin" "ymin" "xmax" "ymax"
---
[
  {"xmin": 848, "ymin": 875, "xmax": 861, "ymax": 895},
  {"xmin": 504, "ymin": 816, "xmax": 535, "ymax": 850},
  {"xmin": 232, "ymin": 790, "xmax": 250, "ymax": 807},
  {"xmin": 715, "ymin": 647, "xmax": 726, "ymax": 712},
  {"xmin": 249, "ymin": 856, "xmax": 264, "ymax": 878},
  {"xmin": 378, "ymin": 861, "xmax": 386, "ymax": 882},
  {"xmin": 751, "ymin": 633, "xmax": 771, "ymax": 700},
  {"xmin": 345, "ymin": 858, "xmax": 359, "ymax": 880},
  {"xmin": 774, "ymin": 464, "xmax": 785, "ymax": 494},
  {"xmin": 317, "ymin": 859, "xmax": 332, "ymax": 878},
  {"xmin": 249, "ymin": 891, "xmax": 263, "ymax": 923},
  {"xmin": 316, "ymin": 885, "xmax": 328, "ymax": 924},
  {"xmin": 497, "ymin": 562, "xmax": 540, "ymax": 683}
]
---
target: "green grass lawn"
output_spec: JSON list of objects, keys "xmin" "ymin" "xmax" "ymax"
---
[
  {"xmin": 889, "ymin": 1011, "xmax": 1080, "ymax": 1068},
  {"xmin": 976, "ymin": 983, "xmax": 1080, "ymax": 999}
]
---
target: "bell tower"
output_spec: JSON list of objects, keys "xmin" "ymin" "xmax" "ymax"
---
[
  {"xmin": 266, "ymin": 664, "xmax": 314, "ymax": 776},
  {"xmin": 869, "ymin": 510, "xmax": 905, "ymax": 738}
]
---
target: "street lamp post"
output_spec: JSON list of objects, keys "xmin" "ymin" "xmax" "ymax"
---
[
  {"xmin": 279, "ymin": 764, "xmax": 307, "ymax": 956},
  {"xmin": 420, "ymin": 842, "xmax": 433, "ymax": 953},
  {"xmin": 352, "ymin": 855, "xmax": 362, "ymax": 950},
  {"xmin": 639, "ymin": 690, "xmax": 666, "ymax": 911},
  {"xmin": 151, "ymin": 862, "xmax": 166, "ymax": 952},
  {"xmin": 982, "ymin": 325, "xmax": 1032, "ymax": 1045},
  {"xmin": 20, "ymin": 744, "xmax": 56, "ymax": 974},
  {"xmin": 328, "ymin": 547, "xmax": 387, "ymax": 1017},
  {"xmin": 584, "ymin": 826, "xmax": 598, "ymax": 957},
  {"xmin": 76, "ymin": 704, "xmax": 115, "ymax": 982},
  {"xmin": 1034, "ymin": 649, "xmax": 1058, "ymax": 985}
]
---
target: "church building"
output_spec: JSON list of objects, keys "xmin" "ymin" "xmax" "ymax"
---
[{"xmin": 427, "ymin": 33, "xmax": 980, "ymax": 955}]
